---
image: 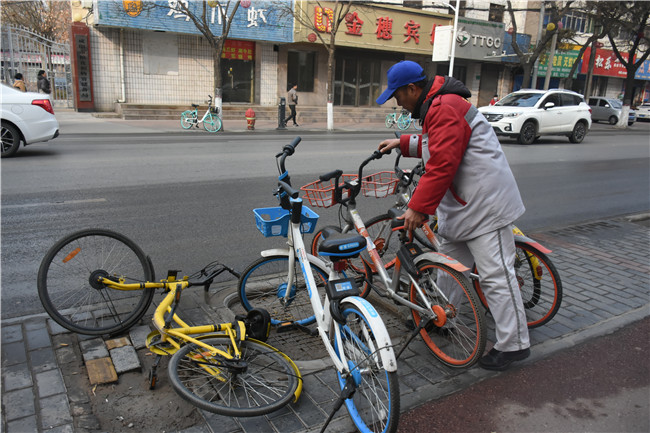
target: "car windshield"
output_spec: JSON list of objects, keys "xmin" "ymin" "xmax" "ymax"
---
[
  {"xmin": 495, "ymin": 93, "xmax": 543, "ymax": 107},
  {"xmin": 608, "ymin": 99, "xmax": 622, "ymax": 108}
]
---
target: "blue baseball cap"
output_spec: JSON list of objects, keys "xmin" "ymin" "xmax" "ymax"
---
[{"xmin": 376, "ymin": 61, "xmax": 426, "ymax": 105}]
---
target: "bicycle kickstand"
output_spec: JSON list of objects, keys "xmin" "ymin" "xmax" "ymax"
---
[
  {"xmin": 395, "ymin": 317, "xmax": 433, "ymax": 361},
  {"xmin": 319, "ymin": 375, "xmax": 356, "ymax": 433},
  {"xmin": 149, "ymin": 354, "xmax": 163, "ymax": 390}
]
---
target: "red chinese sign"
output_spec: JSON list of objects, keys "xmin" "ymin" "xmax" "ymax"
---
[
  {"xmin": 580, "ymin": 47, "xmax": 629, "ymax": 77},
  {"xmin": 221, "ymin": 40, "xmax": 254, "ymax": 61},
  {"xmin": 345, "ymin": 12, "xmax": 364, "ymax": 36},
  {"xmin": 376, "ymin": 17, "xmax": 393, "ymax": 40}
]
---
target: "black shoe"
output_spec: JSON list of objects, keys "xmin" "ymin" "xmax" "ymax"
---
[
  {"xmin": 479, "ymin": 347, "xmax": 530, "ymax": 371},
  {"xmin": 294, "ymin": 123, "xmax": 299, "ymax": 127}
]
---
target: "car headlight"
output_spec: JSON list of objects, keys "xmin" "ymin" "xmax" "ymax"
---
[{"xmin": 504, "ymin": 112, "xmax": 522, "ymax": 118}]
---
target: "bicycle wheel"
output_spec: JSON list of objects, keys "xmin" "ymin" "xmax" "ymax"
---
[
  {"xmin": 168, "ymin": 336, "xmax": 299, "ymax": 417},
  {"xmin": 180, "ymin": 111, "xmax": 195, "ymax": 129},
  {"xmin": 238, "ymin": 255, "xmax": 327, "ymax": 325},
  {"xmin": 203, "ymin": 113, "xmax": 222, "ymax": 133},
  {"xmin": 310, "ymin": 226, "xmax": 371, "ymax": 296},
  {"xmin": 396, "ymin": 114, "xmax": 410, "ymax": 130},
  {"xmin": 37, "ymin": 229, "xmax": 155, "ymax": 335},
  {"xmin": 473, "ymin": 242, "xmax": 562, "ymax": 328},
  {"xmin": 411, "ymin": 119, "xmax": 422, "ymax": 131},
  {"xmin": 385, "ymin": 115, "xmax": 394, "ymax": 129},
  {"xmin": 410, "ymin": 260, "xmax": 486, "ymax": 368},
  {"xmin": 332, "ymin": 300, "xmax": 400, "ymax": 433}
]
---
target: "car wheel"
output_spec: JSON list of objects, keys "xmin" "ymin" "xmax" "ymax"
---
[
  {"xmin": 518, "ymin": 121, "xmax": 536, "ymax": 145},
  {"xmin": 1, "ymin": 122, "xmax": 21, "ymax": 158},
  {"xmin": 569, "ymin": 121, "xmax": 586, "ymax": 143},
  {"xmin": 628, "ymin": 121, "xmax": 634, "ymax": 126},
  {"xmin": 608, "ymin": 115, "xmax": 618, "ymax": 125}
]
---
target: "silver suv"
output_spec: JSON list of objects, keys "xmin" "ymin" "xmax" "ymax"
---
[{"xmin": 478, "ymin": 89, "xmax": 592, "ymax": 144}]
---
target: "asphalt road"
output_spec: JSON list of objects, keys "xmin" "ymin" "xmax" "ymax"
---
[{"xmin": 1, "ymin": 126, "xmax": 649, "ymax": 319}]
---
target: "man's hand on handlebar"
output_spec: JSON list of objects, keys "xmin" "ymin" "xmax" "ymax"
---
[
  {"xmin": 378, "ymin": 138, "xmax": 400, "ymax": 154},
  {"xmin": 398, "ymin": 208, "xmax": 428, "ymax": 232}
]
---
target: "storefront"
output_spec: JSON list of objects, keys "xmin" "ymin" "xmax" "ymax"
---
[
  {"xmin": 85, "ymin": 0, "xmax": 293, "ymax": 110},
  {"xmin": 292, "ymin": 2, "xmax": 450, "ymax": 107}
]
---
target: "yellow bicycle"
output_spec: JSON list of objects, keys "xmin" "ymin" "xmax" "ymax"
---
[{"xmin": 37, "ymin": 228, "xmax": 301, "ymax": 416}]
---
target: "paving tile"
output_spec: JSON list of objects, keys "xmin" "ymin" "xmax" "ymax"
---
[
  {"xmin": 2, "ymin": 341, "xmax": 27, "ymax": 367},
  {"xmin": 36, "ymin": 369, "xmax": 66, "ymax": 398},
  {"xmin": 269, "ymin": 412, "xmax": 306, "ymax": 433},
  {"xmin": 47, "ymin": 319, "xmax": 71, "ymax": 335},
  {"xmin": 105, "ymin": 336, "xmax": 131, "ymax": 350},
  {"xmin": 6, "ymin": 416, "xmax": 38, "ymax": 433},
  {"xmin": 2, "ymin": 363, "xmax": 33, "ymax": 391},
  {"xmin": 30, "ymin": 346, "xmax": 58, "ymax": 373},
  {"xmin": 2, "ymin": 387, "xmax": 36, "ymax": 420},
  {"xmin": 25, "ymin": 326, "xmax": 51, "ymax": 351},
  {"xmin": 79, "ymin": 338, "xmax": 109, "ymax": 362},
  {"xmin": 109, "ymin": 345, "xmax": 141, "ymax": 373},
  {"xmin": 128, "ymin": 325, "xmax": 151, "ymax": 349},
  {"xmin": 1, "ymin": 324, "xmax": 23, "ymax": 344},
  {"xmin": 86, "ymin": 357, "xmax": 118, "ymax": 385},
  {"xmin": 39, "ymin": 394, "xmax": 73, "ymax": 429}
]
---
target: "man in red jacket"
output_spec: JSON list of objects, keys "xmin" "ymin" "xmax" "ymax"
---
[{"xmin": 376, "ymin": 61, "xmax": 530, "ymax": 371}]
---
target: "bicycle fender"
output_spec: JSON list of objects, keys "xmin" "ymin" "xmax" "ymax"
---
[
  {"xmin": 259, "ymin": 249, "xmax": 330, "ymax": 270},
  {"xmin": 340, "ymin": 296, "xmax": 397, "ymax": 372},
  {"xmin": 414, "ymin": 252, "xmax": 470, "ymax": 273},
  {"xmin": 514, "ymin": 234, "xmax": 552, "ymax": 254}
]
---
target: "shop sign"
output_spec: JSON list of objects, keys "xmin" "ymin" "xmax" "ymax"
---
[
  {"xmin": 221, "ymin": 40, "xmax": 254, "ymax": 61},
  {"xmin": 296, "ymin": 2, "xmax": 450, "ymax": 55},
  {"xmin": 537, "ymin": 50, "xmax": 580, "ymax": 78},
  {"xmin": 581, "ymin": 47, "xmax": 650, "ymax": 81},
  {"xmin": 452, "ymin": 18, "xmax": 504, "ymax": 62},
  {"xmin": 501, "ymin": 32, "xmax": 532, "ymax": 63},
  {"xmin": 95, "ymin": 0, "xmax": 293, "ymax": 43}
]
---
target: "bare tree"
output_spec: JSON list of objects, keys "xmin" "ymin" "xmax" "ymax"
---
[
  {"xmin": 290, "ymin": 0, "xmax": 355, "ymax": 130},
  {"xmin": 602, "ymin": 0, "xmax": 649, "ymax": 128},
  {"xmin": 506, "ymin": 1, "xmax": 573, "ymax": 89},
  {"xmin": 0, "ymin": 0, "xmax": 71, "ymax": 43}
]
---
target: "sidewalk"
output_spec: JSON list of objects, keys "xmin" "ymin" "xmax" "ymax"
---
[
  {"xmin": 2, "ymin": 212, "xmax": 648, "ymax": 433},
  {"xmin": 53, "ymin": 109, "xmax": 391, "ymax": 136}
]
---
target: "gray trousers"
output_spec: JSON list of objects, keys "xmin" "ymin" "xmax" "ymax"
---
[{"xmin": 439, "ymin": 225, "xmax": 530, "ymax": 352}]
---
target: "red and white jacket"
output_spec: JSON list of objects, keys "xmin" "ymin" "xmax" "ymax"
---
[{"xmin": 399, "ymin": 76, "xmax": 525, "ymax": 241}]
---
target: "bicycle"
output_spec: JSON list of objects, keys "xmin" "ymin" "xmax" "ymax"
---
[
  {"xmin": 312, "ymin": 150, "xmax": 562, "ymax": 329},
  {"xmin": 385, "ymin": 107, "xmax": 413, "ymax": 131},
  {"xmin": 37, "ymin": 228, "xmax": 301, "ymax": 417},
  {"xmin": 180, "ymin": 95, "xmax": 223, "ymax": 132},
  {"xmin": 302, "ymin": 150, "xmax": 487, "ymax": 369},
  {"xmin": 237, "ymin": 138, "xmax": 400, "ymax": 433}
]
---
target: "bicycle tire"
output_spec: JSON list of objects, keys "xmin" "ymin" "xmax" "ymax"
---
[
  {"xmin": 203, "ymin": 113, "xmax": 222, "ymax": 133},
  {"xmin": 411, "ymin": 119, "xmax": 422, "ymax": 131},
  {"xmin": 333, "ymin": 300, "xmax": 400, "ymax": 433},
  {"xmin": 168, "ymin": 336, "xmax": 299, "ymax": 417},
  {"xmin": 385, "ymin": 114, "xmax": 395, "ymax": 129},
  {"xmin": 37, "ymin": 229, "xmax": 155, "ymax": 335},
  {"xmin": 238, "ymin": 255, "xmax": 328, "ymax": 326},
  {"xmin": 410, "ymin": 260, "xmax": 486, "ymax": 368},
  {"xmin": 180, "ymin": 111, "xmax": 195, "ymax": 129},
  {"xmin": 473, "ymin": 242, "xmax": 563, "ymax": 328},
  {"xmin": 310, "ymin": 226, "xmax": 372, "ymax": 296},
  {"xmin": 396, "ymin": 114, "xmax": 410, "ymax": 131}
]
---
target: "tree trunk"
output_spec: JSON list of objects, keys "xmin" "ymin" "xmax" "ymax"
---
[
  {"xmin": 213, "ymin": 51, "xmax": 222, "ymax": 118},
  {"xmin": 326, "ymin": 41, "xmax": 336, "ymax": 131},
  {"xmin": 615, "ymin": 72, "xmax": 637, "ymax": 129},
  {"xmin": 521, "ymin": 62, "xmax": 533, "ymax": 89}
]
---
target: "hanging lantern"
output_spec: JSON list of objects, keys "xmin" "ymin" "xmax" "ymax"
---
[
  {"xmin": 546, "ymin": 22, "xmax": 556, "ymax": 32},
  {"xmin": 207, "ymin": 0, "xmax": 218, "ymax": 8}
]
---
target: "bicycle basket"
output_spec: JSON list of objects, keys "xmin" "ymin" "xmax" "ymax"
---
[
  {"xmin": 253, "ymin": 206, "xmax": 319, "ymax": 237},
  {"xmin": 361, "ymin": 171, "xmax": 399, "ymax": 198},
  {"xmin": 300, "ymin": 174, "xmax": 357, "ymax": 208}
]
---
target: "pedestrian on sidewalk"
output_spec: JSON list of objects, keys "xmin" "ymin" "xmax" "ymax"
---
[
  {"xmin": 37, "ymin": 70, "xmax": 51, "ymax": 94},
  {"xmin": 284, "ymin": 83, "xmax": 299, "ymax": 126},
  {"xmin": 376, "ymin": 60, "xmax": 530, "ymax": 371},
  {"xmin": 489, "ymin": 94, "xmax": 499, "ymax": 105},
  {"xmin": 13, "ymin": 73, "xmax": 26, "ymax": 92}
]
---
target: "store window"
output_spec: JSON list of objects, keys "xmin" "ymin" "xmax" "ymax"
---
[
  {"xmin": 287, "ymin": 51, "xmax": 316, "ymax": 92},
  {"xmin": 221, "ymin": 40, "xmax": 255, "ymax": 103},
  {"xmin": 334, "ymin": 56, "xmax": 381, "ymax": 107}
]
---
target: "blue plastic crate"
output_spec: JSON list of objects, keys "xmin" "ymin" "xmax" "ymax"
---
[{"xmin": 253, "ymin": 206, "xmax": 319, "ymax": 237}]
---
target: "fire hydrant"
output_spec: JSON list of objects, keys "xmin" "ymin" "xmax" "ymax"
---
[{"xmin": 245, "ymin": 108, "xmax": 256, "ymax": 130}]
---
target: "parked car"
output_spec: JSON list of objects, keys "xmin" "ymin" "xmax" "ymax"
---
[
  {"xmin": 635, "ymin": 103, "xmax": 650, "ymax": 122},
  {"xmin": 588, "ymin": 96, "xmax": 636, "ymax": 126},
  {"xmin": 1, "ymin": 84, "xmax": 59, "ymax": 157},
  {"xmin": 478, "ymin": 89, "xmax": 592, "ymax": 144}
]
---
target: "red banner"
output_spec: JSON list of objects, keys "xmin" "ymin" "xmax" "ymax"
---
[
  {"xmin": 221, "ymin": 40, "xmax": 254, "ymax": 61},
  {"xmin": 581, "ymin": 47, "xmax": 629, "ymax": 78}
]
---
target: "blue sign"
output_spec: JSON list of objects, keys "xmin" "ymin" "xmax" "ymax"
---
[
  {"xmin": 502, "ymin": 32, "xmax": 532, "ymax": 63},
  {"xmin": 635, "ymin": 59, "xmax": 650, "ymax": 80},
  {"xmin": 95, "ymin": 0, "xmax": 293, "ymax": 43}
]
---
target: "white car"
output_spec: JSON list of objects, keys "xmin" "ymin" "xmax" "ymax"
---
[
  {"xmin": 635, "ymin": 103, "xmax": 650, "ymax": 122},
  {"xmin": 1, "ymin": 84, "xmax": 59, "ymax": 157},
  {"xmin": 478, "ymin": 89, "xmax": 592, "ymax": 144}
]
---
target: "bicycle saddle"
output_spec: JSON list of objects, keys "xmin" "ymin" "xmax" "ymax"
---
[
  {"xmin": 191, "ymin": 104, "xmax": 199, "ymax": 108},
  {"xmin": 318, "ymin": 228, "xmax": 366, "ymax": 258}
]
